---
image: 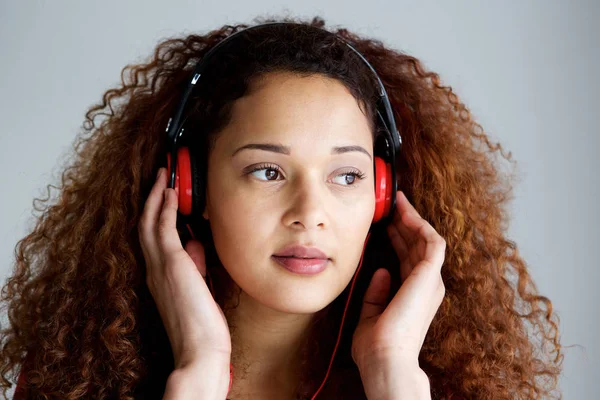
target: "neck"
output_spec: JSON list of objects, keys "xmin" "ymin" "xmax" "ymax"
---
[{"xmin": 219, "ymin": 279, "xmax": 316, "ymax": 398}]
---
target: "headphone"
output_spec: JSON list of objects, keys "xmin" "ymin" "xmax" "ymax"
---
[{"xmin": 162, "ymin": 22, "xmax": 403, "ymax": 399}]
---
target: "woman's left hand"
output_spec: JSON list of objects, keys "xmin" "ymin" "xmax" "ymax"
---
[{"xmin": 352, "ymin": 190, "xmax": 447, "ymax": 372}]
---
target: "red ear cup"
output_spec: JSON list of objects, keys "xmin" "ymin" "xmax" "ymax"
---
[
  {"xmin": 384, "ymin": 161, "xmax": 393, "ymax": 217},
  {"xmin": 373, "ymin": 156, "xmax": 387, "ymax": 223},
  {"xmin": 166, "ymin": 147, "xmax": 193, "ymax": 215}
]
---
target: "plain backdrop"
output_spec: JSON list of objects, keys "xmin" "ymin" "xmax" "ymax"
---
[{"xmin": 1, "ymin": 0, "xmax": 598, "ymax": 398}]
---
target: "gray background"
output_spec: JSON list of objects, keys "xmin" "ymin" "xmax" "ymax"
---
[{"xmin": 1, "ymin": 0, "xmax": 597, "ymax": 398}]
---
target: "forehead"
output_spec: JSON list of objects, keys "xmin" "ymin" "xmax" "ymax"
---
[{"xmin": 214, "ymin": 72, "xmax": 374, "ymax": 154}]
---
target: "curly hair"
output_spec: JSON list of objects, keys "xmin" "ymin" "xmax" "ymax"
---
[{"xmin": 0, "ymin": 14, "xmax": 564, "ymax": 400}]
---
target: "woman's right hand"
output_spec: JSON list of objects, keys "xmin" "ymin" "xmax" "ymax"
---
[{"xmin": 138, "ymin": 167, "xmax": 232, "ymax": 370}]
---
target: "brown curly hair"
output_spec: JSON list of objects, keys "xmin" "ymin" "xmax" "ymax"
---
[{"xmin": 0, "ymin": 14, "xmax": 564, "ymax": 399}]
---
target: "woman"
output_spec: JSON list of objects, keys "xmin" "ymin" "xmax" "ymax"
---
[{"xmin": 0, "ymin": 15, "xmax": 563, "ymax": 399}]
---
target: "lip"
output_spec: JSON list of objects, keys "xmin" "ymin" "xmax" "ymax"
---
[
  {"xmin": 272, "ymin": 256, "xmax": 329, "ymax": 275},
  {"xmin": 272, "ymin": 244, "xmax": 329, "ymax": 259}
]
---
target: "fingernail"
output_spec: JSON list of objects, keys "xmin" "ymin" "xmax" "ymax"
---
[{"xmin": 156, "ymin": 168, "xmax": 163, "ymax": 180}]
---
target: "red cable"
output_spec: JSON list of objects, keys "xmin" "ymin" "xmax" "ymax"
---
[{"xmin": 310, "ymin": 230, "xmax": 371, "ymax": 399}]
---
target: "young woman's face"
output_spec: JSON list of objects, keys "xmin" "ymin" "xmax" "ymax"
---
[{"xmin": 203, "ymin": 71, "xmax": 375, "ymax": 314}]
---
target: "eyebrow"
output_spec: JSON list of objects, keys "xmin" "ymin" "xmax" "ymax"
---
[{"xmin": 231, "ymin": 143, "xmax": 372, "ymax": 161}]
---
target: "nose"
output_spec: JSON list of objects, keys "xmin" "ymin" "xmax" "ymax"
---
[{"xmin": 281, "ymin": 173, "xmax": 328, "ymax": 230}]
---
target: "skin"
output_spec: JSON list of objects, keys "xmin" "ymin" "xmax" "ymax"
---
[{"xmin": 201, "ymin": 71, "xmax": 376, "ymax": 398}]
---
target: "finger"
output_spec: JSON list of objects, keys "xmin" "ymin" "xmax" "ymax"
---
[
  {"xmin": 396, "ymin": 192, "xmax": 438, "ymax": 245},
  {"xmin": 402, "ymin": 206, "xmax": 446, "ymax": 274},
  {"xmin": 420, "ymin": 229, "xmax": 446, "ymax": 274},
  {"xmin": 386, "ymin": 222, "xmax": 408, "ymax": 260},
  {"xmin": 157, "ymin": 186, "xmax": 185, "ymax": 255},
  {"xmin": 389, "ymin": 192, "xmax": 424, "ymax": 263},
  {"xmin": 139, "ymin": 168, "xmax": 168, "ymax": 263},
  {"xmin": 396, "ymin": 193, "xmax": 445, "ymax": 265},
  {"xmin": 185, "ymin": 239, "xmax": 207, "ymax": 280},
  {"xmin": 358, "ymin": 268, "xmax": 391, "ymax": 321},
  {"xmin": 386, "ymin": 223, "xmax": 412, "ymax": 281},
  {"xmin": 391, "ymin": 192, "xmax": 418, "ymax": 246},
  {"xmin": 396, "ymin": 190, "xmax": 420, "ymax": 217},
  {"xmin": 395, "ymin": 192, "xmax": 428, "ymax": 235},
  {"xmin": 384, "ymin": 259, "xmax": 442, "ymax": 331}
]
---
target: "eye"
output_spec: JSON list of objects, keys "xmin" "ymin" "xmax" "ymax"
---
[
  {"xmin": 246, "ymin": 163, "xmax": 283, "ymax": 181},
  {"xmin": 332, "ymin": 169, "xmax": 367, "ymax": 186}
]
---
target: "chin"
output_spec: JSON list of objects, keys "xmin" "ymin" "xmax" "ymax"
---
[{"xmin": 245, "ymin": 279, "xmax": 336, "ymax": 315}]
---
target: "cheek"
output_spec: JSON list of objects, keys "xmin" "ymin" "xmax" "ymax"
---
[
  {"xmin": 206, "ymin": 187, "xmax": 274, "ymax": 269},
  {"xmin": 331, "ymin": 193, "xmax": 375, "ymax": 273},
  {"xmin": 336, "ymin": 190, "xmax": 375, "ymax": 231}
]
